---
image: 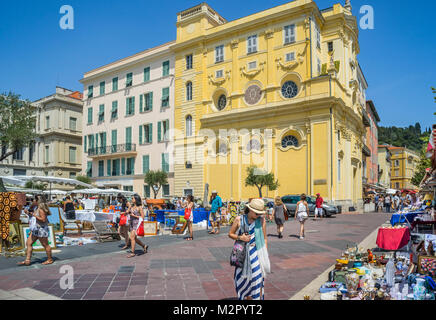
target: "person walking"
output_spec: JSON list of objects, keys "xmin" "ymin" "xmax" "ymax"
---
[
  {"xmin": 295, "ymin": 194, "xmax": 309, "ymax": 240},
  {"xmin": 314, "ymin": 193, "xmax": 324, "ymax": 220},
  {"xmin": 384, "ymin": 195, "xmax": 391, "ymax": 213},
  {"xmin": 127, "ymin": 194, "xmax": 148, "ymax": 258},
  {"xmin": 393, "ymin": 192, "xmax": 401, "ymax": 212},
  {"xmin": 18, "ymin": 202, "xmax": 53, "ymax": 266},
  {"xmin": 184, "ymin": 195, "xmax": 195, "ymax": 241},
  {"xmin": 272, "ymin": 196, "xmax": 287, "ymax": 239},
  {"xmin": 117, "ymin": 194, "xmax": 131, "ymax": 250},
  {"xmin": 374, "ymin": 194, "xmax": 379, "ymax": 212},
  {"xmin": 228, "ymin": 198, "xmax": 270, "ymax": 300},
  {"xmin": 377, "ymin": 195, "xmax": 384, "ymax": 213},
  {"xmin": 209, "ymin": 190, "xmax": 223, "ymax": 235}
]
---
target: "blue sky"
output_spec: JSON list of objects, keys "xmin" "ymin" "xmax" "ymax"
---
[{"xmin": 0, "ymin": 0, "xmax": 435, "ymax": 129}]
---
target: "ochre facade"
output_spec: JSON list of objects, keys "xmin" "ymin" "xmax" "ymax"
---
[{"xmin": 171, "ymin": 0, "xmax": 366, "ymax": 209}]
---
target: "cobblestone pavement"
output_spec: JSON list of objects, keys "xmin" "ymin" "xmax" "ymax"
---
[{"xmin": 0, "ymin": 213, "xmax": 390, "ymax": 300}]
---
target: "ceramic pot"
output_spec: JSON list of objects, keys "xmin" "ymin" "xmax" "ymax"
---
[{"xmin": 413, "ymin": 278, "xmax": 427, "ymax": 300}]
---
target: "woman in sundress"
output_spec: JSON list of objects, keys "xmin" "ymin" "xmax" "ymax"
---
[
  {"xmin": 228, "ymin": 198, "xmax": 270, "ymax": 300},
  {"xmin": 127, "ymin": 194, "xmax": 148, "ymax": 258},
  {"xmin": 18, "ymin": 202, "xmax": 53, "ymax": 266},
  {"xmin": 272, "ymin": 196, "xmax": 288, "ymax": 239}
]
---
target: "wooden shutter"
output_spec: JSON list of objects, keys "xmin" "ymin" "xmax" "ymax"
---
[
  {"xmin": 139, "ymin": 125, "xmax": 143, "ymax": 145},
  {"xmin": 121, "ymin": 158, "xmax": 126, "ymax": 175},
  {"xmin": 84, "ymin": 136, "xmax": 87, "ymax": 153},
  {"xmin": 140, "ymin": 94, "xmax": 143, "ymax": 112},
  {"xmin": 149, "ymin": 123, "xmax": 153, "ymax": 143},
  {"xmin": 107, "ymin": 159, "xmax": 111, "ymax": 176},
  {"xmin": 158, "ymin": 122, "xmax": 161, "ymax": 142},
  {"xmin": 143, "ymin": 155, "xmax": 149, "ymax": 174}
]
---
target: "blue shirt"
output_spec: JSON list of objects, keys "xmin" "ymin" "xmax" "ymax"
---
[{"xmin": 211, "ymin": 195, "xmax": 222, "ymax": 213}]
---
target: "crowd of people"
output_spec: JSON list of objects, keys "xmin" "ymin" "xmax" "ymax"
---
[{"xmin": 372, "ymin": 191, "xmax": 426, "ymax": 213}]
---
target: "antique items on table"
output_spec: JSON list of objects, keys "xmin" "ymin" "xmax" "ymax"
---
[
  {"xmin": 0, "ymin": 192, "xmax": 24, "ymax": 253},
  {"xmin": 320, "ymin": 243, "xmax": 436, "ymax": 300}
]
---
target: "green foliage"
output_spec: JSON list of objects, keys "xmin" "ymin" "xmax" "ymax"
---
[
  {"xmin": 0, "ymin": 92, "xmax": 36, "ymax": 161},
  {"xmin": 378, "ymin": 122, "xmax": 429, "ymax": 153},
  {"xmin": 245, "ymin": 166, "xmax": 279, "ymax": 198},
  {"xmin": 75, "ymin": 175, "xmax": 92, "ymax": 190},
  {"xmin": 144, "ymin": 170, "xmax": 168, "ymax": 199},
  {"xmin": 432, "ymin": 87, "xmax": 436, "ymax": 115},
  {"xmin": 25, "ymin": 181, "xmax": 47, "ymax": 191}
]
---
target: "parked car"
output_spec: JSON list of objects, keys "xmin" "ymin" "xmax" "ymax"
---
[{"xmin": 281, "ymin": 195, "xmax": 338, "ymax": 217}]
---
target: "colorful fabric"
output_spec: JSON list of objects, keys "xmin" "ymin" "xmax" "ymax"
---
[
  {"xmin": 211, "ymin": 196, "xmax": 222, "ymax": 213},
  {"xmin": 228, "ymin": 203, "xmax": 238, "ymax": 224},
  {"xmin": 376, "ymin": 227, "xmax": 410, "ymax": 251},
  {"xmin": 0, "ymin": 193, "xmax": 19, "ymax": 240}
]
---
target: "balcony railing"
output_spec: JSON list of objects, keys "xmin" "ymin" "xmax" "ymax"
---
[{"xmin": 88, "ymin": 143, "xmax": 136, "ymax": 157}]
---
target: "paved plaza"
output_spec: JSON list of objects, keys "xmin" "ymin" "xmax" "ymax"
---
[{"xmin": 0, "ymin": 212, "xmax": 390, "ymax": 300}]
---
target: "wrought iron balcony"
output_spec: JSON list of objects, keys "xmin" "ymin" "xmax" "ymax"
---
[{"xmin": 88, "ymin": 143, "xmax": 137, "ymax": 157}]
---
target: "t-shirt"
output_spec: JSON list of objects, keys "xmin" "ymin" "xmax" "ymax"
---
[
  {"xmin": 316, "ymin": 197, "xmax": 323, "ymax": 208},
  {"xmin": 211, "ymin": 196, "xmax": 223, "ymax": 213},
  {"xmin": 393, "ymin": 196, "xmax": 400, "ymax": 207},
  {"xmin": 385, "ymin": 197, "xmax": 391, "ymax": 204}
]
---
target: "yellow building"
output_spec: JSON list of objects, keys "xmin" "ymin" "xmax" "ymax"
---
[
  {"xmin": 388, "ymin": 146, "xmax": 420, "ymax": 190},
  {"xmin": 171, "ymin": 0, "xmax": 367, "ymax": 210},
  {"xmin": 377, "ymin": 145, "xmax": 392, "ymax": 190}
]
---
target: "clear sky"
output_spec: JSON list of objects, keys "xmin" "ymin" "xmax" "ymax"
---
[{"xmin": 0, "ymin": 0, "xmax": 435, "ymax": 129}]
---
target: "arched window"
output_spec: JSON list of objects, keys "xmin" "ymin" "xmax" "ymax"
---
[
  {"xmin": 281, "ymin": 135, "xmax": 299, "ymax": 149},
  {"xmin": 186, "ymin": 81, "xmax": 193, "ymax": 101},
  {"xmin": 186, "ymin": 115, "xmax": 192, "ymax": 137}
]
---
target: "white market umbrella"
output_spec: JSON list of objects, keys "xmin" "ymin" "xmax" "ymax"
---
[
  {"xmin": 71, "ymin": 188, "xmax": 104, "ymax": 195},
  {"xmin": 11, "ymin": 176, "xmax": 93, "ymax": 200},
  {"xmin": 43, "ymin": 189, "xmax": 67, "ymax": 196},
  {"xmin": 386, "ymin": 189, "xmax": 397, "ymax": 195},
  {"xmin": 0, "ymin": 176, "xmax": 26, "ymax": 187},
  {"xmin": 5, "ymin": 186, "xmax": 43, "ymax": 194}
]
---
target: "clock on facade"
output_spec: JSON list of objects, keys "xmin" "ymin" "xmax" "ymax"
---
[
  {"xmin": 217, "ymin": 94, "xmax": 227, "ymax": 110},
  {"xmin": 281, "ymin": 81, "xmax": 298, "ymax": 99},
  {"xmin": 244, "ymin": 85, "xmax": 262, "ymax": 105}
]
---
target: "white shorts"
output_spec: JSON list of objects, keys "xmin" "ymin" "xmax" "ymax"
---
[
  {"xmin": 297, "ymin": 212, "xmax": 308, "ymax": 222},
  {"xmin": 315, "ymin": 207, "xmax": 323, "ymax": 217}
]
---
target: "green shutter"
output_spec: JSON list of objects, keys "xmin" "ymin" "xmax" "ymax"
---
[
  {"xmin": 121, "ymin": 158, "xmax": 126, "ymax": 175},
  {"xmin": 143, "ymin": 155, "xmax": 149, "ymax": 174},
  {"xmin": 100, "ymin": 81, "xmax": 105, "ymax": 95},
  {"xmin": 131, "ymin": 157, "xmax": 135, "ymax": 174},
  {"xmin": 102, "ymin": 132, "xmax": 107, "ymax": 154},
  {"xmin": 158, "ymin": 122, "xmax": 161, "ymax": 142},
  {"xmin": 112, "ymin": 77, "xmax": 118, "ymax": 91},
  {"xmin": 88, "ymin": 107, "xmax": 93, "ymax": 124},
  {"xmin": 139, "ymin": 125, "xmax": 143, "ymax": 145},
  {"xmin": 111, "ymin": 130, "xmax": 117, "ymax": 152},
  {"xmin": 144, "ymin": 67, "xmax": 150, "ymax": 82},
  {"xmin": 107, "ymin": 159, "xmax": 111, "ymax": 176},
  {"xmin": 95, "ymin": 133, "xmax": 99, "ymax": 152},
  {"xmin": 132, "ymin": 97, "xmax": 135, "ymax": 115},
  {"xmin": 84, "ymin": 136, "xmax": 87, "ymax": 153},
  {"xmin": 149, "ymin": 92, "xmax": 153, "ymax": 111},
  {"xmin": 126, "ymin": 98, "xmax": 129, "ymax": 115},
  {"xmin": 149, "ymin": 123, "xmax": 153, "ymax": 143},
  {"xmin": 163, "ymin": 61, "xmax": 169, "ymax": 76},
  {"xmin": 140, "ymin": 94, "xmax": 143, "ymax": 112}
]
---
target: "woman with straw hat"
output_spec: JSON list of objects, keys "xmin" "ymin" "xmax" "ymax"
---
[
  {"xmin": 228, "ymin": 198, "xmax": 271, "ymax": 300},
  {"xmin": 272, "ymin": 196, "xmax": 288, "ymax": 239}
]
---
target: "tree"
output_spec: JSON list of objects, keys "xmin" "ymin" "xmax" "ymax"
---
[
  {"xmin": 144, "ymin": 170, "xmax": 168, "ymax": 199},
  {"xmin": 411, "ymin": 134, "xmax": 432, "ymax": 187},
  {"xmin": 245, "ymin": 165, "xmax": 279, "ymax": 198},
  {"xmin": 0, "ymin": 92, "xmax": 36, "ymax": 161},
  {"xmin": 75, "ymin": 175, "xmax": 92, "ymax": 190},
  {"xmin": 432, "ymin": 87, "xmax": 436, "ymax": 115},
  {"xmin": 25, "ymin": 181, "xmax": 47, "ymax": 191}
]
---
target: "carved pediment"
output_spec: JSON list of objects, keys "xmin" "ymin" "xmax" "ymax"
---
[{"xmin": 240, "ymin": 62, "xmax": 265, "ymax": 78}]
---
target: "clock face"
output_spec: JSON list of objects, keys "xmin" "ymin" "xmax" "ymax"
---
[
  {"xmin": 281, "ymin": 81, "xmax": 298, "ymax": 99},
  {"xmin": 245, "ymin": 85, "xmax": 262, "ymax": 105},
  {"xmin": 217, "ymin": 94, "xmax": 227, "ymax": 110}
]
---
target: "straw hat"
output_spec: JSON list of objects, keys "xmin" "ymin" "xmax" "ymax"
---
[{"xmin": 246, "ymin": 198, "xmax": 266, "ymax": 214}]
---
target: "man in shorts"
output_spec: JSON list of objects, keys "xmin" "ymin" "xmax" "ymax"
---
[{"xmin": 209, "ymin": 190, "xmax": 222, "ymax": 234}]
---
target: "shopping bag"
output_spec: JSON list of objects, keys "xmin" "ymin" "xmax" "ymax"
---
[
  {"xmin": 119, "ymin": 214, "xmax": 127, "ymax": 226},
  {"xmin": 184, "ymin": 207, "xmax": 191, "ymax": 220},
  {"xmin": 136, "ymin": 219, "xmax": 144, "ymax": 237}
]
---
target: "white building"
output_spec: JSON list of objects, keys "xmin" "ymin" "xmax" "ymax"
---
[
  {"xmin": 0, "ymin": 87, "xmax": 83, "ymax": 187},
  {"xmin": 80, "ymin": 42, "xmax": 175, "ymax": 198}
]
